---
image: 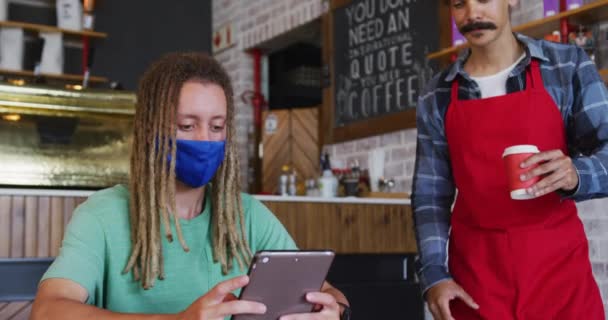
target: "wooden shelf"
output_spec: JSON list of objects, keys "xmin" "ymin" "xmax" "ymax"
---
[
  {"xmin": 0, "ymin": 69, "xmax": 108, "ymax": 83},
  {"xmin": 428, "ymin": 0, "xmax": 608, "ymax": 61},
  {"xmin": 0, "ymin": 20, "xmax": 107, "ymax": 38}
]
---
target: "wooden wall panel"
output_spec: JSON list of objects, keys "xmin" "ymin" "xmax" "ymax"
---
[
  {"xmin": 0, "ymin": 195, "xmax": 86, "ymax": 259},
  {"xmin": 268, "ymin": 202, "xmax": 299, "ymax": 241},
  {"xmin": 36, "ymin": 197, "xmax": 50, "ymax": 258},
  {"xmin": 291, "ymin": 108, "xmax": 320, "ymax": 182},
  {"xmin": 10, "ymin": 197, "xmax": 24, "ymax": 258},
  {"xmin": 50, "ymin": 198, "xmax": 64, "ymax": 257},
  {"xmin": 63, "ymin": 197, "xmax": 76, "ymax": 225},
  {"xmin": 261, "ymin": 110, "xmax": 291, "ymax": 194},
  {"xmin": 0, "ymin": 196, "xmax": 10, "ymax": 258},
  {"xmin": 262, "ymin": 108, "xmax": 320, "ymax": 194},
  {"xmin": 24, "ymin": 197, "xmax": 38, "ymax": 258},
  {"xmin": 0, "ymin": 195, "xmax": 87, "ymax": 319},
  {"xmin": 263, "ymin": 201, "xmax": 417, "ymax": 254}
]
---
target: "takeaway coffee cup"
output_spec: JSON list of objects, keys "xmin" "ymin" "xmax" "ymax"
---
[{"xmin": 502, "ymin": 145, "xmax": 540, "ymax": 200}]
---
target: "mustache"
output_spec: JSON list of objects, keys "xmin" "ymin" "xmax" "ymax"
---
[{"xmin": 458, "ymin": 21, "xmax": 498, "ymax": 34}]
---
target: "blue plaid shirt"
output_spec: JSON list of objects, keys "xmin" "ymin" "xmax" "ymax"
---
[{"xmin": 412, "ymin": 33, "xmax": 608, "ymax": 294}]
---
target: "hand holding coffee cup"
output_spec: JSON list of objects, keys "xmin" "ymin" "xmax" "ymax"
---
[
  {"xmin": 519, "ymin": 148, "xmax": 579, "ymax": 198},
  {"xmin": 502, "ymin": 145, "xmax": 541, "ymax": 200}
]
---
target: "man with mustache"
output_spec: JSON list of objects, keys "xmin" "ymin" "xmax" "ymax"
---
[{"xmin": 412, "ymin": 0, "xmax": 607, "ymax": 319}]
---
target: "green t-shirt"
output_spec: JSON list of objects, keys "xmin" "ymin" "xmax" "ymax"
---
[{"xmin": 42, "ymin": 184, "xmax": 297, "ymax": 314}]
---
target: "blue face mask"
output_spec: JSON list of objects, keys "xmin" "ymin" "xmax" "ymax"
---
[{"xmin": 172, "ymin": 140, "xmax": 226, "ymax": 188}]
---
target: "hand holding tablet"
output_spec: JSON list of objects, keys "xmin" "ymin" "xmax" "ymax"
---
[{"xmin": 232, "ymin": 250, "xmax": 336, "ymax": 320}]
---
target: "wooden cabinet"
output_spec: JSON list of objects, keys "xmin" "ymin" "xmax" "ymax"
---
[{"xmin": 262, "ymin": 200, "xmax": 417, "ymax": 254}]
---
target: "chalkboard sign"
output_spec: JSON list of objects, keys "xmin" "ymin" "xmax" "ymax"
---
[{"xmin": 332, "ymin": 0, "xmax": 438, "ymax": 127}]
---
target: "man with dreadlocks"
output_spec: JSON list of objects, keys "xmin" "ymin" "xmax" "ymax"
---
[{"xmin": 31, "ymin": 52, "xmax": 349, "ymax": 320}]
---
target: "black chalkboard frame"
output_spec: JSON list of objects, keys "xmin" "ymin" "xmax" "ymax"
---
[{"xmin": 320, "ymin": 0, "xmax": 438, "ymax": 145}]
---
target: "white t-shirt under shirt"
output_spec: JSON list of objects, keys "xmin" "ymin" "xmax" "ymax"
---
[{"xmin": 470, "ymin": 54, "xmax": 526, "ymax": 99}]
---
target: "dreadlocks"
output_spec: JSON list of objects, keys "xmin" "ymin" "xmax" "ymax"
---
[{"xmin": 123, "ymin": 52, "xmax": 252, "ymax": 289}]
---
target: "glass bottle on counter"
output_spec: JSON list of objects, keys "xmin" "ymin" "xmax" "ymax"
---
[
  {"xmin": 288, "ymin": 171, "xmax": 297, "ymax": 196},
  {"xmin": 306, "ymin": 179, "xmax": 318, "ymax": 196},
  {"xmin": 279, "ymin": 165, "xmax": 289, "ymax": 196},
  {"xmin": 318, "ymin": 153, "xmax": 338, "ymax": 198}
]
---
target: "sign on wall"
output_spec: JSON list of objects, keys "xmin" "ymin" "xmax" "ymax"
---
[{"xmin": 331, "ymin": 0, "xmax": 437, "ymax": 128}]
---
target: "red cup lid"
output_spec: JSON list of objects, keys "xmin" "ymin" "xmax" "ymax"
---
[{"xmin": 502, "ymin": 145, "xmax": 540, "ymax": 158}]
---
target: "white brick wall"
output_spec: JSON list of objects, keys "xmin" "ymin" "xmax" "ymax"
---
[
  {"xmin": 326, "ymin": 129, "xmax": 417, "ymax": 194},
  {"xmin": 578, "ymin": 199, "xmax": 608, "ymax": 316},
  {"xmin": 213, "ymin": 0, "xmax": 607, "ymax": 317},
  {"xmin": 213, "ymin": 0, "xmax": 322, "ymax": 189},
  {"xmin": 239, "ymin": 0, "xmax": 323, "ymax": 50}
]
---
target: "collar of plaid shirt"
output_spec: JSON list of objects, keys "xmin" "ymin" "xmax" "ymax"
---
[{"xmin": 444, "ymin": 33, "xmax": 550, "ymax": 83}]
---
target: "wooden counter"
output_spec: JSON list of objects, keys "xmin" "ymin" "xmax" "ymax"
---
[
  {"xmin": 260, "ymin": 196, "xmax": 416, "ymax": 254},
  {"xmin": 0, "ymin": 194, "xmax": 87, "ymax": 259},
  {"xmin": 0, "ymin": 190, "xmax": 416, "ymax": 259}
]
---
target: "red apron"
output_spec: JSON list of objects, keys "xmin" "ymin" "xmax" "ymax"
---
[{"xmin": 444, "ymin": 60, "xmax": 604, "ymax": 319}]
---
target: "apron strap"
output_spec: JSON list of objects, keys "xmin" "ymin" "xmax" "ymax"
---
[
  {"xmin": 527, "ymin": 59, "xmax": 541, "ymax": 89},
  {"xmin": 451, "ymin": 77, "xmax": 459, "ymax": 102}
]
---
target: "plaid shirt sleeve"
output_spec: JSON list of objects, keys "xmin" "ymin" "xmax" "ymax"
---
[
  {"xmin": 566, "ymin": 47, "xmax": 608, "ymax": 201},
  {"xmin": 412, "ymin": 75, "xmax": 455, "ymax": 294}
]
